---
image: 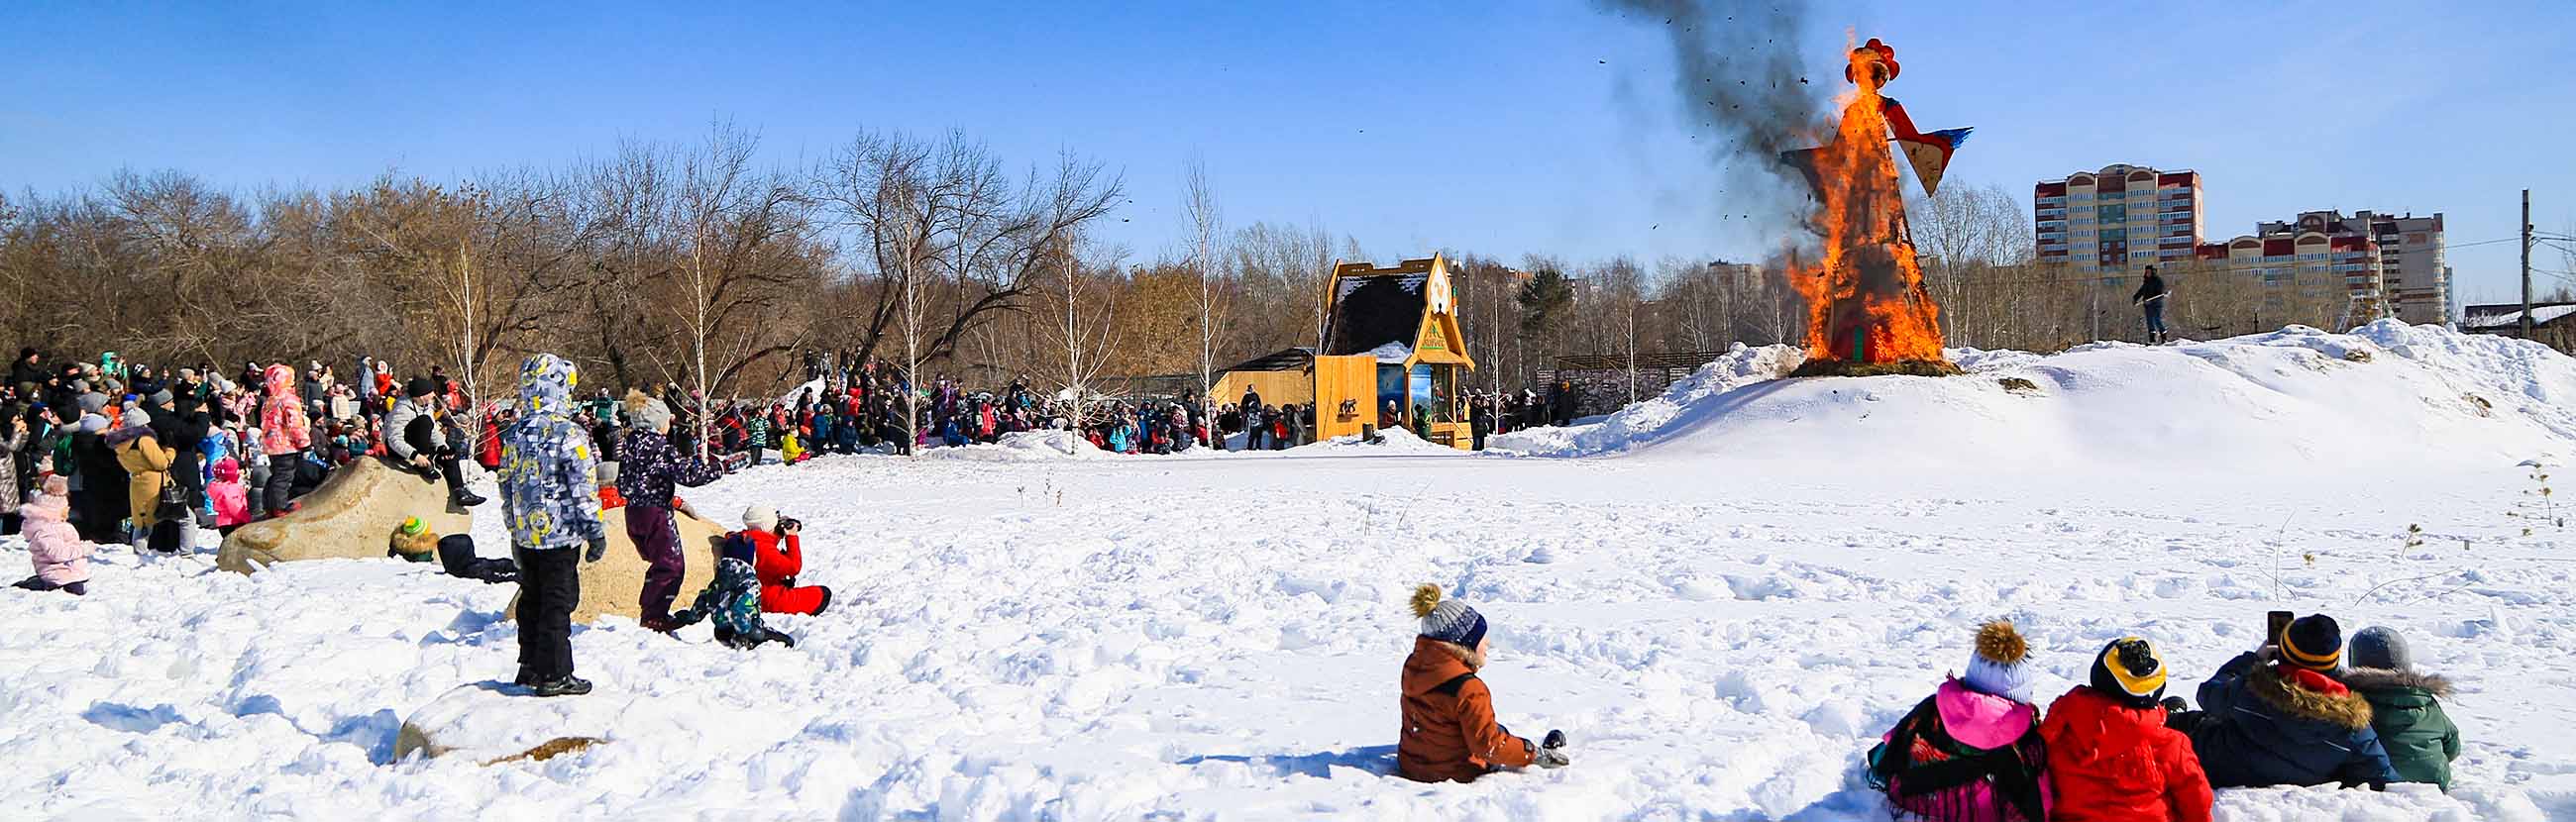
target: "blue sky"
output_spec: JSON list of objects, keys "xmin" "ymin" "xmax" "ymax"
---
[{"xmin": 5, "ymin": 1, "xmax": 2571, "ymax": 306}]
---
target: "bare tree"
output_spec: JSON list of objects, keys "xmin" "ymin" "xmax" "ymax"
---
[
  {"xmin": 1183, "ymin": 159, "xmax": 1227, "ymax": 398},
  {"xmin": 1035, "ymin": 233, "xmax": 1126, "ymax": 425}
]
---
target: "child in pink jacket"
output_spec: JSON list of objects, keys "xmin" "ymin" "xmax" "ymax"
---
[
  {"xmin": 209, "ymin": 459, "xmax": 252, "ymax": 533},
  {"xmin": 1867, "ymin": 621, "xmax": 2053, "ymax": 822},
  {"xmin": 15, "ymin": 475, "xmax": 90, "ymax": 595}
]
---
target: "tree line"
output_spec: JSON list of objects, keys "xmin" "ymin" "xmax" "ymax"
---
[{"xmin": 0, "ymin": 125, "xmax": 2377, "ymax": 408}]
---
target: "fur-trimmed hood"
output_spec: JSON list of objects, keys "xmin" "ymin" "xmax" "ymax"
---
[
  {"xmin": 2338, "ymin": 667, "xmax": 2452, "ymax": 697},
  {"xmin": 2248, "ymin": 664, "xmax": 2374, "ymax": 730}
]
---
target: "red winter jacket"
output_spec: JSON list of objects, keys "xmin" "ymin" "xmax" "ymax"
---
[
  {"xmin": 2040, "ymin": 687, "xmax": 2214, "ymax": 822},
  {"xmin": 746, "ymin": 528, "xmax": 828, "ymax": 614}
]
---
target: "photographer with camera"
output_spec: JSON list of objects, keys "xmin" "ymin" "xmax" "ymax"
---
[{"xmin": 741, "ymin": 505, "xmax": 831, "ymax": 616}]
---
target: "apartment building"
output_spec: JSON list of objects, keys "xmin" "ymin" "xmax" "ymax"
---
[{"xmin": 2034, "ymin": 164, "xmax": 2206, "ymax": 273}]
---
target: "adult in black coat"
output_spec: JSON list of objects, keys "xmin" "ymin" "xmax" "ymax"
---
[
  {"xmin": 153, "ymin": 391, "xmax": 213, "ymax": 515},
  {"xmin": 2132, "ymin": 264, "xmax": 2171, "ymax": 345},
  {"xmin": 70, "ymin": 417, "xmax": 126, "ymax": 543},
  {"xmin": 10, "ymin": 348, "xmax": 46, "ymax": 395}
]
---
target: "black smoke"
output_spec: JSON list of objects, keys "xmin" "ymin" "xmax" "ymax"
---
[{"xmin": 1596, "ymin": 0, "xmax": 1825, "ymax": 229}]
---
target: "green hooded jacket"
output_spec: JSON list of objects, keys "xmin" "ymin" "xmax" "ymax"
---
[{"xmin": 2341, "ymin": 667, "xmax": 2461, "ymax": 790}]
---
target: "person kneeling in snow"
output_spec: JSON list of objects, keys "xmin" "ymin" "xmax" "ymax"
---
[
  {"xmin": 2167, "ymin": 614, "xmax": 2397, "ymax": 790},
  {"xmin": 1398, "ymin": 584, "xmax": 1566, "ymax": 782},
  {"xmin": 740, "ymin": 505, "xmax": 830, "ymax": 615},
  {"xmin": 2040, "ymin": 637, "xmax": 2212, "ymax": 822},
  {"xmin": 14, "ymin": 476, "xmax": 90, "ymax": 595},
  {"xmin": 1866, "ymin": 620, "xmax": 2051, "ymax": 822},
  {"xmin": 670, "ymin": 555, "xmax": 794, "ymax": 650}
]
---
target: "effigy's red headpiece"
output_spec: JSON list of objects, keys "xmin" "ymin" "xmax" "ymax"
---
[{"xmin": 1845, "ymin": 38, "xmax": 1898, "ymax": 83}]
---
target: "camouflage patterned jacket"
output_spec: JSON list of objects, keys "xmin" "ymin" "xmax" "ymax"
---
[{"xmin": 499, "ymin": 354, "xmax": 606, "ymax": 552}]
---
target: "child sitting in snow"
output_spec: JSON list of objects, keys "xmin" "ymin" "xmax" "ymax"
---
[
  {"xmin": 2342, "ymin": 626, "xmax": 2461, "ymax": 791},
  {"xmin": 1397, "ymin": 584, "xmax": 1566, "ymax": 782},
  {"xmin": 14, "ymin": 475, "xmax": 90, "ymax": 595},
  {"xmin": 1866, "ymin": 620, "xmax": 2051, "ymax": 822},
  {"xmin": 2167, "ymin": 614, "xmax": 2397, "ymax": 790},
  {"xmin": 739, "ymin": 505, "xmax": 830, "ymax": 615},
  {"xmin": 2040, "ymin": 636, "xmax": 2212, "ymax": 822},
  {"xmin": 669, "ymin": 555, "xmax": 793, "ymax": 650}
]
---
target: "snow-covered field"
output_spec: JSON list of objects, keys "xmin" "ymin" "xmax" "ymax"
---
[{"xmin": 5, "ymin": 323, "xmax": 2575, "ymax": 820}]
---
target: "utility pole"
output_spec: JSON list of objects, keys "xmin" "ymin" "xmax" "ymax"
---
[{"xmin": 2522, "ymin": 189, "xmax": 2534, "ymax": 340}]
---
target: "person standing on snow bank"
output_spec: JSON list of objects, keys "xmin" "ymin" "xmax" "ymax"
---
[
  {"xmin": 1866, "ymin": 620, "xmax": 2052, "ymax": 822},
  {"xmin": 739, "ymin": 505, "xmax": 830, "ymax": 616},
  {"xmin": 2133, "ymin": 265, "xmax": 2170, "ymax": 345},
  {"xmin": 14, "ymin": 475, "xmax": 90, "ymax": 595},
  {"xmin": 2040, "ymin": 637, "xmax": 2213, "ymax": 822},
  {"xmin": 1397, "ymin": 584, "xmax": 1566, "ymax": 782},
  {"xmin": 498, "ymin": 354, "xmax": 608, "ymax": 698},
  {"xmin": 615, "ymin": 389, "xmax": 726, "ymax": 633},
  {"xmin": 2341, "ymin": 627, "xmax": 2462, "ymax": 791},
  {"xmin": 2166, "ymin": 614, "xmax": 2397, "ymax": 789}
]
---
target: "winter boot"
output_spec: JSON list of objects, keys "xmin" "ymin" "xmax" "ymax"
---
[
  {"xmin": 451, "ymin": 488, "xmax": 486, "ymax": 508},
  {"xmin": 532, "ymin": 674, "xmax": 593, "ymax": 697}
]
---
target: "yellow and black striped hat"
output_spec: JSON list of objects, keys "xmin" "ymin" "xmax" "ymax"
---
[{"xmin": 2279, "ymin": 614, "xmax": 2343, "ymax": 671}]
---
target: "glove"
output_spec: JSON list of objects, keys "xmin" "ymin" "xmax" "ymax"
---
[
  {"xmin": 585, "ymin": 537, "xmax": 607, "ymax": 564},
  {"xmin": 1533, "ymin": 744, "xmax": 1569, "ymax": 769}
]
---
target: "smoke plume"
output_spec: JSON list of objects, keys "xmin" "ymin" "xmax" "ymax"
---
[{"xmin": 1595, "ymin": 0, "xmax": 1823, "ymax": 227}]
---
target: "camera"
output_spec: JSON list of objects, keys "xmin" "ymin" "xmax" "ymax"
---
[{"xmin": 777, "ymin": 516, "xmax": 803, "ymax": 532}]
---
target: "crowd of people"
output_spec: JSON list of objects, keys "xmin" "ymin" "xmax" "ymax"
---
[{"xmin": 5, "ymin": 348, "xmax": 494, "ymax": 596}]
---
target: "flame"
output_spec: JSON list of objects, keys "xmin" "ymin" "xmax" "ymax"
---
[{"xmin": 1787, "ymin": 43, "xmax": 1946, "ymax": 364}]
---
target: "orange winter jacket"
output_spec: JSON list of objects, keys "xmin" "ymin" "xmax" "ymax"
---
[{"xmin": 1398, "ymin": 637, "xmax": 1534, "ymax": 782}]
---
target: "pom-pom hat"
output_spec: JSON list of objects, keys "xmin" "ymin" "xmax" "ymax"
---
[
  {"xmin": 1961, "ymin": 620, "xmax": 2033, "ymax": 702},
  {"xmin": 1410, "ymin": 584, "xmax": 1487, "ymax": 649}
]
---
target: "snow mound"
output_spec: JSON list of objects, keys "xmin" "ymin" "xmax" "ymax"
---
[
  {"xmin": 1493, "ymin": 322, "xmax": 2576, "ymax": 471},
  {"xmin": 1298, "ymin": 427, "xmax": 1464, "ymax": 455},
  {"xmin": 395, "ymin": 683, "xmax": 624, "ymax": 763},
  {"xmin": 918, "ymin": 429, "xmax": 1107, "ymax": 462},
  {"xmin": 775, "ymin": 377, "xmax": 824, "ymax": 409},
  {"xmin": 1488, "ymin": 343, "xmax": 1802, "ymax": 458}
]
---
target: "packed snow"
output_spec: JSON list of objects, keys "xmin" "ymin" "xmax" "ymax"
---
[{"xmin": 4, "ymin": 322, "xmax": 2574, "ymax": 820}]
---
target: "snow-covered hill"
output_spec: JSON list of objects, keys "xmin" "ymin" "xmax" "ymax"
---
[
  {"xmin": 3, "ymin": 323, "xmax": 2572, "ymax": 820},
  {"xmin": 1495, "ymin": 321, "xmax": 2576, "ymax": 472}
]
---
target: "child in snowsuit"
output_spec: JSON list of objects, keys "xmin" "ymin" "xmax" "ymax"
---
[
  {"xmin": 14, "ymin": 475, "xmax": 89, "ymax": 595},
  {"xmin": 615, "ymin": 389, "xmax": 725, "ymax": 633},
  {"xmin": 1397, "ymin": 584, "xmax": 1565, "ymax": 782},
  {"xmin": 2169, "ymin": 614, "xmax": 2397, "ymax": 789},
  {"xmin": 497, "ymin": 354, "xmax": 608, "ymax": 697},
  {"xmin": 741, "ymin": 505, "xmax": 830, "ymax": 615},
  {"xmin": 1867, "ymin": 621, "xmax": 2051, "ymax": 822},
  {"xmin": 2040, "ymin": 637, "xmax": 2213, "ymax": 822},
  {"xmin": 671, "ymin": 556, "xmax": 793, "ymax": 650},
  {"xmin": 208, "ymin": 459, "xmax": 252, "ymax": 534},
  {"xmin": 2341, "ymin": 626, "xmax": 2461, "ymax": 791}
]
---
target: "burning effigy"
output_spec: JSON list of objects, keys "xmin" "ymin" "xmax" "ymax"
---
[{"xmin": 1778, "ymin": 38, "xmax": 1970, "ymax": 376}]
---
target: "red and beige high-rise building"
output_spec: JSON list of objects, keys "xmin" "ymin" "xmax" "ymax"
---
[{"xmin": 2034, "ymin": 164, "xmax": 2206, "ymax": 273}]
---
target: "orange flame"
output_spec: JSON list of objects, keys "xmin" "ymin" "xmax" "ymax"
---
[{"xmin": 1787, "ymin": 42, "xmax": 1946, "ymax": 364}]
